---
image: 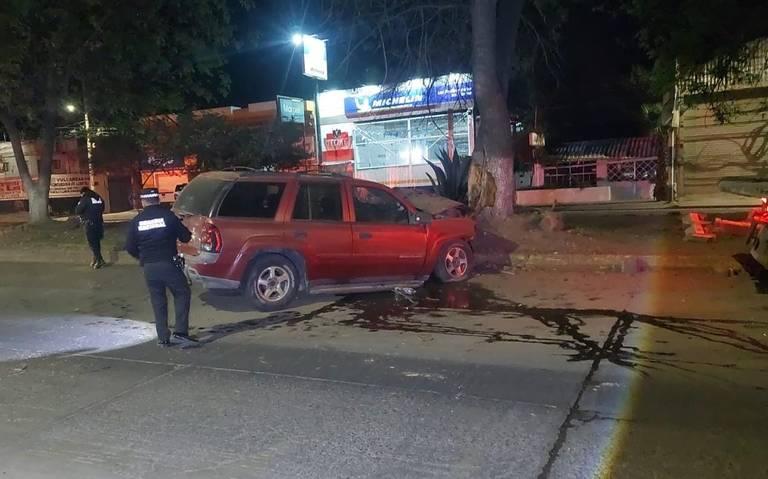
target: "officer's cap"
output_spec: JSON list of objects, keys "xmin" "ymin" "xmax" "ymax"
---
[{"xmin": 140, "ymin": 188, "xmax": 160, "ymax": 200}]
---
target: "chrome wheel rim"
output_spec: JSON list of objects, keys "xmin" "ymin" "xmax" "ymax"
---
[
  {"xmin": 255, "ymin": 266, "xmax": 291, "ymax": 302},
  {"xmin": 445, "ymin": 246, "xmax": 469, "ymax": 279}
]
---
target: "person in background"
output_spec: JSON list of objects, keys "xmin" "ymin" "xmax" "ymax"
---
[
  {"xmin": 75, "ymin": 187, "xmax": 106, "ymax": 269},
  {"xmin": 125, "ymin": 188, "xmax": 197, "ymax": 347}
]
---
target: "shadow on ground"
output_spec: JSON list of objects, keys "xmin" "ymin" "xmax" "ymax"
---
[
  {"xmin": 472, "ymin": 230, "xmax": 519, "ymax": 272},
  {"xmin": 199, "ymin": 289, "xmax": 338, "ymax": 313},
  {"xmin": 734, "ymin": 253, "xmax": 768, "ymax": 294}
]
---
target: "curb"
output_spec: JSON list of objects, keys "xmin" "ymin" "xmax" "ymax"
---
[{"xmin": 505, "ymin": 252, "xmax": 738, "ymax": 273}]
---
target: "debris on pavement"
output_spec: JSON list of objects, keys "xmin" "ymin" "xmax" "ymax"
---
[{"xmin": 394, "ymin": 287, "xmax": 418, "ymax": 304}]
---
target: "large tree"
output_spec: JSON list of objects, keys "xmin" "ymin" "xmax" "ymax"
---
[
  {"xmin": 616, "ymin": 0, "xmax": 768, "ymax": 120},
  {"xmin": 315, "ymin": 0, "xmax": 559, "ymax": 216},
  {"xmin": 141, "ymin": 113, "xmax": 309, "ymax": 172},
  {"xmin": 0, "ymin": 0, "xmax": 242, "ymax": 223}
]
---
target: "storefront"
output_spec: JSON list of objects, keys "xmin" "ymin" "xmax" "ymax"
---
[
  {"xmin": 317, "ymin": 73, "xmax": 474, "ymax": 188},
  {"xmin": 0, "ymin": 139, "xmax": 89, "ymax": 211}
]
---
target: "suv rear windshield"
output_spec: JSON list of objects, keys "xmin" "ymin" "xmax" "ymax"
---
[
  {"xmin": 174, "ymin": 177, "xmax": 228, "ymax": 216},
  {"xmin": 217, "ymin": 181, "xmax": 286, "ymax": 219}
]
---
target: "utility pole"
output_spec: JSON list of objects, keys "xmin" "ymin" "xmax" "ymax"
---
[
  {"xmin": 82, "ymin": 82, "xmax": 95, "ymax": 189},
  {"xmin": 314, "ymin": 79, "xmax": 323, "ymax": 166}
]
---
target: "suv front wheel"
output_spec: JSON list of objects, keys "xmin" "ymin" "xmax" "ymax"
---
[
  {"xmin": 433, "ymin": 241, "xmax": 473, "ymax": 283},
  {"xmin": 245, "ymin": 255, "xmax": 299, "ymax": 311}
]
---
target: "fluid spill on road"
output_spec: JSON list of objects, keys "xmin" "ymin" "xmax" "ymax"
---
[
  {"xmin": 324, "ymin": 282, "xmax": 768, "ymax": 372},
  {"xmin": 191, "ymin": 280, "xmax": 768, "ymax": 374}
]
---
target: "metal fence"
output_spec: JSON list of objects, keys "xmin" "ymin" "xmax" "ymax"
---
[
  {"xmin": 542, "ymin": 158, "xmax": 657, "ymax": 188},
  {"xmin": 543, "ymin": 162, "xmax": 596, "ymax": 188},
  {"xmin": 606, "ymin": 158, "xmax": 657, "ymax": 182}
]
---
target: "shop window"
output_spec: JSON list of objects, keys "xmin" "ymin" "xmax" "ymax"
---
[{"xmin": 354, "ymin": 112, "xmax": 471, "ymax": 169}]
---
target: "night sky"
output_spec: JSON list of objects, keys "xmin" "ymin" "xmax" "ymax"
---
[
  {"xmin": 220, "ymin": 0, "xmax": 331, "ymax": 106},
  {"xmin": 218, "ymin": 0, "xmax": 652, "ymax": 143}
]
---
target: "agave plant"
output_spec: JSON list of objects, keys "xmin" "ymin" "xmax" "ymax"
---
[{"xmin": 425, "ymin": 148, "xmax": 473, "ymax": 204}]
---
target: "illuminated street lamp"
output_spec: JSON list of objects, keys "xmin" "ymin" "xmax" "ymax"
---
[
  {"xmin": 291, "ymin": 33, "xmax": 328, "ymax": 165},
  {"xmin": 64, "ymin": 102, "xmax": 95, "ymax": 188}
]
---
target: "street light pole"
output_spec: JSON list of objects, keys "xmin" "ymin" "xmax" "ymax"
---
[
  {"xmin": 65, "ymin": 98, "xmax": 95, "ymax": 189},
  {"xmin": 83, "ymin": 106, "xmax": 94, "ymax": 189},
  {"xmin": 80, "ymin": 80, "xmax": 95, "ymax": 189},
  {"xmin": 314, "ymin": 79, "xmax": 323, "ymax": 166},
  {"xmin": 293, "ymin": 32, "xmax": 327, "ymax": 170}
]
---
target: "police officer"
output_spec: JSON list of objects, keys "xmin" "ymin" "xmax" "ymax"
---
[
  {"xmin": 75, "ymin": 187, "xmax": 106, "ymax": 269},
  {"xmin": 125, "ymin": 188, "xmax": 196, "ymax": 347}
]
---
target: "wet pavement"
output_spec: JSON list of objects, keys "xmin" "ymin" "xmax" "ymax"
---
[
  {"xmin": 0, "ymin": 262, "xmax": 767, "ymax": 478},
  {"xmin": 0, "ymin": 315, "xmax": 155, "ymax": 361}
]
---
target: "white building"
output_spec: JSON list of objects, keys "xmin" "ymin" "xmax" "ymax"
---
[{"xmin": 317, "ymin": 73, "xmax": 475, "ymax": 188}]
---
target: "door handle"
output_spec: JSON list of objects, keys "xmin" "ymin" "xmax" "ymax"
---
[
  {"xmin": 359, "ymin": 232, "xmax": 373, "ymax": 240},
  {"xmin": 294, "ymin": 231, "xmax": 308, "ymax": 240}
]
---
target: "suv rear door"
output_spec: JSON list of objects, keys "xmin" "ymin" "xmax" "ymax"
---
[
  {"xmin": 211, "ymin": 179, "xmax": 290, "ymax": 269},
  {"xmin": 349, "ymin": 183, "xmax": 428, "ymax": 280},
  {"xmin": 288, "ymin": 180, "xmax": 353, "ymax": 284},
  {"xmin": 173, "ymin": 175, "xmax": 231, "ymax": 257}
]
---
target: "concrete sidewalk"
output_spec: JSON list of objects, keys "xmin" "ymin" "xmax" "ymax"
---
[
  {"xmin": 504, "ymin": 251, "xmax": 740, "ymax": 273},
  {"xmin": 526, "ymin": 193, "xmax": 762, "ymax": 215}
]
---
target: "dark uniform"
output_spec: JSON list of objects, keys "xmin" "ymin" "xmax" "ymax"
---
[
  {"xmin": 75, "ymin": 188, "xmax": 106, "ymax": 268},
  {"xmin": 125, "ymin": 189, "xmax": 193, "ymax": 344}
]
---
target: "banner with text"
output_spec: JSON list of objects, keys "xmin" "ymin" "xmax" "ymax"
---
[{"xmin": 0, "ymin": 174, "xmax": 90, "ymax": 201}]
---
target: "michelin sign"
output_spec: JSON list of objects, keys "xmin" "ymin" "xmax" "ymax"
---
[{"xmin": 343, "ymin": 74, "xmax": 472, "ymax": 118}]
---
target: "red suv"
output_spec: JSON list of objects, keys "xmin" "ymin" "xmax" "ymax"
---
[{"xmin": 173, "ymin": 171, "xmax": 476, "ymax": 311}]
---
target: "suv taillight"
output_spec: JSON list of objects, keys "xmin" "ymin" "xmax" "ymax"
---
[{"xmin": 200, "ymin": 223, "xmax": 222, "ymax": 254}]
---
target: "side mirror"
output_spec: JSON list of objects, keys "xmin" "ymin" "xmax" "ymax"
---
[{"xmin": 411, "ymin": 211, "xmax": 433, "ymax": 225}]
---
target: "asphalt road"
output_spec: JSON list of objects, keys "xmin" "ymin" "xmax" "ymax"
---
[{"xmin": 0, "ymin": 262, "xmax": 767, "ymax": 478}]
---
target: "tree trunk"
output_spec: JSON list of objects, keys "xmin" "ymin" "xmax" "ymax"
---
[
  {"xmin": 0, "ymin": 112, "xmax": 52, "ymax": 224},
  {"xmin": 470, "ymin": 0, "xmax": 520, "ymax": 217},
  {"xmin": 26, "ymin": 185, "xmax": 51, "ymax": 223}
]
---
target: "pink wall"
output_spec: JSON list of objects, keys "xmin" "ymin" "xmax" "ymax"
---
[
  {"xmin": 532, "ymin": 164, "xmax": 545, "ymax": 187},
  {"xmin": 516, "ymin": 186, "xmax": 612, "ymax": 206}
]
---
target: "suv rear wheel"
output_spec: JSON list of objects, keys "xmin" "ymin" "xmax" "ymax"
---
[
  {"xmin": 433, "ymin": 241, "xmax": 472, "ymax": 283},
  {"xmin": 245, "ymin": 255, "xmax": 299, "ymax": 311}
]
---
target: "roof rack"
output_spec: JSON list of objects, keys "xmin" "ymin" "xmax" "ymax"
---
[
  {"xmin": 302, "ymin": 171, "xmax": 347, "ymax": 178},
  {"xmin": 221, "ymin": 166, "xmax": 259, "ymax": 172}
]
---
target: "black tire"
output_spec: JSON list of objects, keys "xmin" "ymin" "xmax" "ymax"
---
[
  {"xmin": 244, "ymin": 254, "xmax": 299, "ymax": 311},
  {"xmin": 433, "ymin": 240, "xmax": 473, "ymax": 283}
]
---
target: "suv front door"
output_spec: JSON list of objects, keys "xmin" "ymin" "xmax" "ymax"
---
[
  {"xmin": 349, "ymin": 184, "xmax": 427, "ymax": 280},
  {"xmin": 290, "ymin": 181, "xmax": 353, "ymax": 285}
]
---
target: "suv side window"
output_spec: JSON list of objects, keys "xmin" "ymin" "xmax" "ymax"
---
[
  {"xmin": 353, "ymin": 186, "xmax": 410, "ymax": 224},
  {"xmin": 292, "ymin": 183, "xmax": 343, "ymax": 222},
  {"xmin": 218, "ymin": 182, "xmax": 286, "ymax": 218}
]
